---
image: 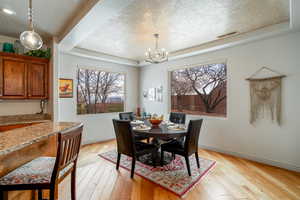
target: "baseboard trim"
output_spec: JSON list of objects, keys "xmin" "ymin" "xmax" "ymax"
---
[{"xmin": 199, "ymin": 145, "xmax": 300, "ymax": 172}]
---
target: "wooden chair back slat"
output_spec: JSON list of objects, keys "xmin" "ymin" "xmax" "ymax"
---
[
  {"xmin": 68, "ymin": 139, "xmax": 75, "ymax": 164},
  {"xmin": 66, "ymin": 139, "xmax": 74, "ymax": 165},
  {"xmin": 61, "ymin": 140, "xmax": 68, "ymax": 167}
]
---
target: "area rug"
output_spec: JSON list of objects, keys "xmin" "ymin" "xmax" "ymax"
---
[{"xmin": 99, "ymin": 150, "xmax": 216, "ymax": 198}]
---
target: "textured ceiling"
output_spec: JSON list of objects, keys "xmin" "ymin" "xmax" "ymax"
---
[
  {"xmin": 77, "ymin": 0, "xmax": 289, "ymax": 61},
  {"xmin": 0, "ymin": 0, "xmax": 87, "ymax": 39}
]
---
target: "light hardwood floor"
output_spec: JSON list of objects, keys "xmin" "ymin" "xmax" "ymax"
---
[{"xmin": 58, "ymin": 140, "xmax": 300, "ymax": 200}]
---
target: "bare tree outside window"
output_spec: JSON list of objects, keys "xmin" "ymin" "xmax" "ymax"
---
[
  {"xmin": 77, "ymin": 68, "xmax": 125, "ymax": 114},
  {"xmin": 171, "ymin": 63, "xmax": 227, "ymax": 117}
]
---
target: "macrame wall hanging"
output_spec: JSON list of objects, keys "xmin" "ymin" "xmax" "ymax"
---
[{"xmin": 246, "ymin": 67, "xmax": 286, "ymax": 125}]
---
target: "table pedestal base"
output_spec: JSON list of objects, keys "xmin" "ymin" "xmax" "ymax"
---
[{"xmin": 138, "ymin": 151, "xmax": 174, "ymax": 166}]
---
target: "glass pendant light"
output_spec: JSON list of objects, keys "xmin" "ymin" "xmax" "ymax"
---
[{"xmin": 20, "ymin": 0, "xmax": 43, "ymax": 50}]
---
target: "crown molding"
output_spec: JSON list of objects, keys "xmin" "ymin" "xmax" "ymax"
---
[{"xmin": 63, "ymin": 47, "xmax": 139, "ymax": 66}]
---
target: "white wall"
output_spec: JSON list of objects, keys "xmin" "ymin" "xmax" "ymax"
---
[
  {"xmin": 0, "ymin": 100, "xmax": 50, "ymax": 116},
  {"xmin": 140, "ymin": 31, "xmax": 300, "ymax": 171},
  {"xmin": 58, "ymin": 53, "xmax": 139, "ymax": 144}
]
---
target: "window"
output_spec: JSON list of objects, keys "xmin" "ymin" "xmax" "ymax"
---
[
  {"xmin": 170, "ymin": 62, "xmax": 227, "ymax": 117},
  {"xmin": 77, "ymin": 68, "xmax": 125, "ymax": 114}
]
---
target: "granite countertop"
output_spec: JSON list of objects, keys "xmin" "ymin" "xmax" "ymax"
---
[
  {"xmin": 0, "ymin": 121, "xmax": 83, "ymax": 156},
  {"xmin": 0, "ymin": 114, "xmax": 52, "ymax": 126}
]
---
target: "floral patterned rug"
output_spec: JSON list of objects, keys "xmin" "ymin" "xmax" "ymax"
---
[{"xmin": 99, "ymin": 150, "xmax": 216, "ymax": 197}]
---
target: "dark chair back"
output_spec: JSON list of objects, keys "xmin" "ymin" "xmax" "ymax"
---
[
  {"xmin": 169, "ymin": 112, "xmax": 186, "ymax": 124},
  {"xmin": 119, "ymin": 112, "xmax": 135, "ymax": 121},
  {"xmin": 184, "ymin": 119, "xmax": 203, "ymax": 155},
  {"xmin": 113, "ymin": 119, "xmax": 135, "ymax": 157},
  {"xmin": 51, "ymin": 124, "xmax": 83, "ymax": 182}
]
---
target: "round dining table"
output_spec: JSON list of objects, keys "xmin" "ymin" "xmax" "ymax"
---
[{"xmin": 132, "ymin": 120, "xmax": 187, "ymax": 165}]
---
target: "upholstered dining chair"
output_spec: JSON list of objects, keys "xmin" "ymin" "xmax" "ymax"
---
[
  {"xmin": 161, "ymin": 119, "xmax": 203, "ymax": 176},
  {"xmin": 119, "ymin": 112, "xmax": 135, "ymax": 121},
  {"xmin": 0, "ymin": 124, "xmax": 83, "ymax": 200},
  {"xmin": 161, "ymin": 112, "xmax": 187, "ymax": 143},
  {"xmin": 112, "ymin": 119, "xmax": 157, "ymax": 178},
  {"xmin": 119, "ymin": 112, "xmax": 150, "ymax": 143},
  {"xmin": 169, "ymin": 112, "xmax": 186, "ymax": 124}
]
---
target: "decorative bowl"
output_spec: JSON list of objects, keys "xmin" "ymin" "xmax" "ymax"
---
[{"xmin": 149, "ymin": 119, "xmax": 163, "ymax": 126}]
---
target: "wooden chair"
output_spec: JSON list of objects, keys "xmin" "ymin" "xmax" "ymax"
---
[
  {"xmin": 0, "ymin": 124, "xmax": 83, "ymax": 200},
  {"xmin": 169, "ymin": 112, "xmax": 186, "ymax": 124},
  {"xmin": 119, "ymin": 112, "xmax": 150, "ymax": 143},
  {"xmin": 161, "ymin": 119, "xmax": 203, "ymax": 176},
  {"xmin": 112, "ymin": 119, "xmax": 157, "ymax": 178}
]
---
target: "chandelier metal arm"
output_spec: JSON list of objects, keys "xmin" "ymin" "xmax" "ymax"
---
[{"xmin": 148, "ymin": 53, "xmax": 154, "ymax": 62}]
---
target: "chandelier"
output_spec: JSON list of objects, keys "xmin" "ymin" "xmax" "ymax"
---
[
  {"xmin": 145, "ymin": 34, "xmax": 168, "ymax": 64},
  {"xmin": 20, "ymin": 0, "xmax": 43, "ymax": 50}
]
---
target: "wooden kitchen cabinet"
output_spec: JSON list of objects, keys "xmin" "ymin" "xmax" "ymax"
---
[
  {"xmin": 27, "ymin": 62, "xmax": 48, "ymax": 99},
  {"xmin": 1, "ymin": 59, "xmax": 27, "ymax": 98},
  {"xmin": 0, "ymin": 52, "xmax": 49, "ymax": 99}
]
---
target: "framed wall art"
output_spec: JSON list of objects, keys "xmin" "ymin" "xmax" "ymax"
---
[{"xmin": 59, "ymin": 78, "xmax": 73, "ymax": 98}]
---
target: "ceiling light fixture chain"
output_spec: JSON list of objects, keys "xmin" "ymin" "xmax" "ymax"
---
[
  {"xmin": 28, "ymin": 0, "xmax": 34, "ymax": 31},
  {"xmin": 145, "ymin": 33, "xmax": 168, "ymax": 64}
]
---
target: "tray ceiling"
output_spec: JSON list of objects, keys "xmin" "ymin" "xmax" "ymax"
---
[{"xmin": 77, "ymin": 0, "xmax": 289, "ymax": 61}]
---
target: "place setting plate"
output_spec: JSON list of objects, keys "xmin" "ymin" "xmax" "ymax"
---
[
  {"xmin": 132, "ymin": 125, "xmax": 151, "ymax": 131},
  {"xmin": 167, "ymin": 125, "xmax": 186, "ymax": 131},
  {"xmin": 130, "ymin": 120, "xmax": 144, "ymax": 125},
  {"xmin": 161, "ymin": 121, "xmax": 175, "ymax": 126}
]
